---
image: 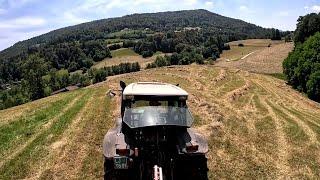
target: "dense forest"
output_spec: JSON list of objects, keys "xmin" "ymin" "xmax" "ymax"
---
[
  {"xmin": 283, "ymin": 13, "xmax": 320, "ymax": 102},
  {"xmin": 0, "ymin": 9, "xmax": 281, "ymax": 109}
]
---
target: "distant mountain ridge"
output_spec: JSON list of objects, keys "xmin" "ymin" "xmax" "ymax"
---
[{"xmin": 0, "ymin": 9, "xmax": 272, "ymax": 59}]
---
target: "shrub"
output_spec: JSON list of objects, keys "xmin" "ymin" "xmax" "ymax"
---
[
  {"xmin": 194, "ymin": 53, "xmax": 204, "ymax": 64},
  {"xmin": 202, "ymin": 46, "xmax": 220, "ymax": 59},
  {"xmin": 146, "ymin": 63, "xmax": 156, "ymax": 69},
  {"xmin": 123, "ymin": 40, "xmax": 136, "ymax": 48},
  {"xmin": 154, "ymin": 56, "xmax": 168, "ymax": 67},
  {"xmin": 207, "ymin": 57, "xmax": 216, "ymax": 65},
  {"xmin": 306, "ymin": 71, "xmax": 320, "ymax": 102},
  {"xmin": 108, "ymin": 44, "xmax": 122, "ymax": 50},
  {"xmin": 285, "ymin": 35, "xmax": 292, "ymax": 42},
  {"xmin": 223, "ymin": 43, "xmax": 230, "ymax": 50},
  {"xmin": 141, "ymin": 50, "xmax": 154, "ymax": 58}
]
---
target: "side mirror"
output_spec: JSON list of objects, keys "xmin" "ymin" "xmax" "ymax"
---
[{"xmin": 120, "ymin": 81, "xmax": 126, "ymax": 91}]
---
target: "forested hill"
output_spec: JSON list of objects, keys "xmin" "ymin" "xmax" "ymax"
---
[
  {"xmin": 0, "ymin": 9, "xmax": 281, "ymax": 110},
  {"xmin": 0, "ymin": 9, "xmax": 271, "ymax": 59}
]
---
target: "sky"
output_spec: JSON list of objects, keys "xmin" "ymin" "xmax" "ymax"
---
[{"xmin": 0, "ymin": 0, "xmax": 320, "ymax": 51}]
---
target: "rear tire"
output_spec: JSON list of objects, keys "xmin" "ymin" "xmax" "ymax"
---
[
  {"xmin": 104, "ymin": 158, "xmax": 116, "ymax": 180},
  {"xmin": 175, "ymin": 155, "xmax": 208, "ymax": 180}
]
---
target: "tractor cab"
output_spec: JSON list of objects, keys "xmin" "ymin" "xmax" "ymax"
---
[{"xmin": 121, "ymin": 82, "xmax": 193, "ymax": 128}]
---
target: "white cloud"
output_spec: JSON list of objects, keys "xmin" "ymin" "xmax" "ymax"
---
[
  {"xmin": 311, "ymin": 5, "xmax": 320, "ymax": 13},
  {"xmin": 62, "ymin": 12, "xmax": 88, "ymax": 25},
  {"xmin": 185, "ymin": 0, "xmax": 198, "ymax": 6},
  {"xmin": 304, "ymin": 5, "xmax": 320, "ymax": 13},
  {"xmin": 106, "ymin": 0, "xmax": 125, "ymax": 8},
  {"xmin": 0, "ymin": 16, "xmax": 46, "ymax": 29},
  {"xmin": 205, "ymin": 1, "xmax": 214, "ymax": 8},
  {"xmin": 239, "ymin": 5, "xmax": 254, "ymax": 13},
  {"xmin": 14, "ymin": 16, "xmax": 45, "ymax": 26},
  {"xmin": 0, "ymin": 27, "xmax": 52, "ymax": 50},
  {"xmin": 239, "ymin": 5, "xmax": 247, "ymax": 10},
  {"xmin": 60, "ymin": 0, "xmax": 215, "ymax": 25}
]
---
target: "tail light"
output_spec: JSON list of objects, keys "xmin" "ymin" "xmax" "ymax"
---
[
  {"xmin": 186, "ymin": 145, "xmax": 199, "ymax": 152},
  {"xmin": 116, "ymin": 149, "xmax": 130, "ymax": 156},
  {"xmin": 134, "ymin": 147, "xmax": 139, "ymax": 157}
]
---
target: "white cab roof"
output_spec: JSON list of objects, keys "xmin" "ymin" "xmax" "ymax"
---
[{"xmin": 123, "ymin": 82, "xmax": 188, "ymax": 96}]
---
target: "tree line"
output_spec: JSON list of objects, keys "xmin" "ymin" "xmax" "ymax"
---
[
  {"xmin": 283, "ymin": 12, "xmax": 320, "ymax": 102},
  {"xmin": 0, "ymin": 62, "xmax": 140, "ymax": 110},
  {"xmin": 127, "ymin": 31, "xmax": 228, "ymax": 60},
  {"xmin": 0, "ymin": 40, "xmax": 111, "ymax": 83}
]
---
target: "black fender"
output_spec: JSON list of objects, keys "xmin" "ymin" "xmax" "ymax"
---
[
  {"xmin": 103, "ymin": 118, "xmax": 128, "ymax": 158},
  {"xmin": 177, "ymin": 128, "xmax": 208, "ymax": 154}
]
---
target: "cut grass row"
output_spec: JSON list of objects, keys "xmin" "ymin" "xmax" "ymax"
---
[
  {"xmin": 266, "ymin": 100, "xmax": 320, "ymax": 177},
  {"xmin": 266, "ymin": 100, "xmax": 309, "ymax": 144},
  {"xmin": 204, "ymin": 76, "xmax": 277, "ymax": 179},
  {"xmin": 283, "ymin": 106, "xmax": 320, "ymax": 142},
  {"xmin": 0, "ymin": 90, "xmax": 91, "ymax": 179},
  {"xmin": 36, "ymin": 87, "xmax": 112, "ymax": 179},
  {"xmin": 254, "ymin": 116, "xmax": 278, "ymax": 155},
  {"xmin": 204, "ymin": 70, "xmax": 319, "ymax": 179},
  {"xmin": 77, "ymin": 87, "xmax": 113, "ymax": 179},
  {"xmin": 0, "ymin": 91, "xmax": 81, "ymax": 158},
  {"xmin": 0, "ymin": 93, "xmax": 70, "ymax": 125},
  {"xmin": 208, "ymin": 115, "xmax": 278, "ymax": 179},
  {"xmin": 216, "ymin": 72, "xmax": 246, "ymax": 97}
]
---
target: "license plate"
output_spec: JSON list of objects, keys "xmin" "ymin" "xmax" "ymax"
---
[{"xmin": 114, "ymin": 157, "xmax": 128, "ymax": 169}]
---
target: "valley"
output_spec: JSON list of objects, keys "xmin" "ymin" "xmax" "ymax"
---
[{"xmin": 1, "ymin": 39, "xmax": 320, "ymax": 179}]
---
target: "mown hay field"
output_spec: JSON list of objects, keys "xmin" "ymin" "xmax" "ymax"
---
[
  {"xmin": 1, "ymin": 64, "xmax": 320, "ymax": 179},
  {"xmin": 93, "ymin": 48, "xmax": 166, "ymax": 69},
  {"xmin": 216, "ymin": 39, "xmax": 294, "ymax": 74}
]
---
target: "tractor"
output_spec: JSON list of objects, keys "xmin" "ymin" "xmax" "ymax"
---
[{"xmin": 103, "ymin": 81, "xmax": 208, "ymax": 180}]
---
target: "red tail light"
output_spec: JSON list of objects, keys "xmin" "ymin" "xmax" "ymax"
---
[
  {"xmin": 116, "ymin": 149, "xmax": 130, "ymax": 156},
  {"xmin": 134, "ymin": 147, "xmax": 139, "ymax": 157},
  {"xmin": 186, "ymin": 145, "xmax": 199, "ymax": 152}
]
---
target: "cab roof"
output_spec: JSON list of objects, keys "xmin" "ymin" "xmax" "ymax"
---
[{"xmin": 123, "ymin": 82, "xmax": 188, "ymax": 96}]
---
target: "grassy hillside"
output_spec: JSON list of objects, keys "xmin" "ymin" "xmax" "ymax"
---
[
  {"xmin": 1, "ymin": 64, "xmax": 320, "ymax": 179},
  {"xmin": 94, "ymin": 48, "xmax": 166, "ymax": 69}
]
